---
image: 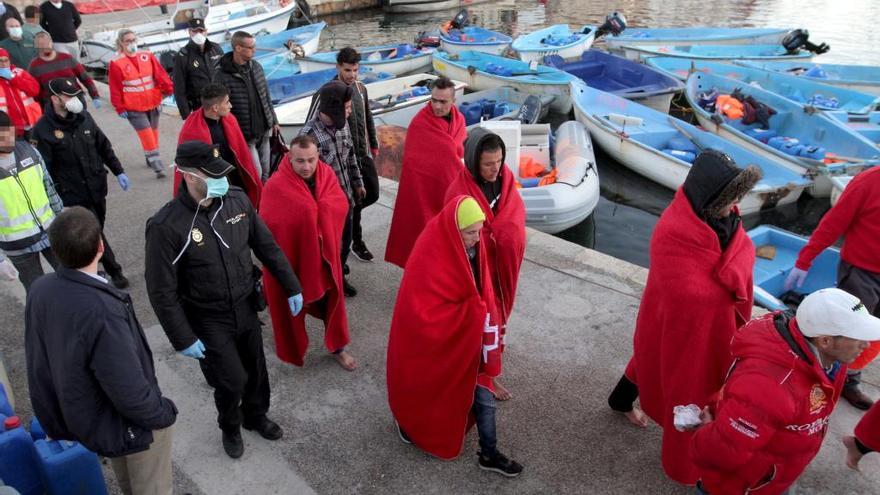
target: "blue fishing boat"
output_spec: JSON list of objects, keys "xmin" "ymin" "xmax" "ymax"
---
[
  {"xmin": 646, "ymin": 57, "xmax": 880, "ymax": 114},
  {"xmin": 546, "ymin": 50, "xmax": 684, "ymax": 113},
  {"xmin": 257, "ymin": 51, "xmax": 302, "ymax": 80},
  {"xmin": 738, "ymin": 61, "xmax": 880, "ymax": 97},
  {"xmin": 296, "ymin": 44, "xmax": 433, "ymax": 76},
  {"xmin": 747, "ymin": 225, "xmax": 840, "ymax": 311},
  {"xmin": 512, "ymin": 24, "xmax": 596, "ymax": 63},
  {"xmin": 605, "ymin": 27, "xmax": 792, "ymax": 52},
  {"xmin": 685, "ymin": 71, "xmax": 880, "ymax": 197},
  {"xmin": 827, "ymin": 112, "xmax": 880, "ymax": 144},
  {"xmin": 440, "ymin": 26, "xmax": 512, "ymax": 56},
  {"xmin": 267, "ymin": 69, "xmax": 394, "ymax": 105},
  {"xmin": 432, "ymin": 50, "xmax": 577, "ymax": 113},
  {"xmin": 220, "ymin": 22, "xmax": 326, "ymax": 56},
  {"xmin": 570, "ymin": 81, "xmax": 811, "ymax": 215},
  {"xmin": 620, "ymin": 44, "xmax": 815, "ymax": 63}
]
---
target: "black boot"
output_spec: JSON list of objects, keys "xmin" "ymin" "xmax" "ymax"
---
[
  {"xmin": 222, "ymin": 427, "xmax": 244, "ymax": 458},
  {"xmin": 844, "ymin": 372, "xmax": 874, "ymax": 411},
  {"xmin": 478, "ymin": 450, "xmax": 523, "ymax": 478},
  {"xmin": 243, "ymin": 416, "xmax": 283, "ymax": 440}
]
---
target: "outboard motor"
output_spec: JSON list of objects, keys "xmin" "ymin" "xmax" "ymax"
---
[
  {"xmin": 415, "ymin": 30, "xmax": 441, "ymax": 48},
  {"xmin": 450, "ymin": 9, "xmax": 469, "ymax": 30},
  {"xmin": 596, "ymin": 11, "xmax": 627, "ymax": 38},
  {"xmin": 782, "ymin": 29, "xmax": 830, "ymax": 55}
]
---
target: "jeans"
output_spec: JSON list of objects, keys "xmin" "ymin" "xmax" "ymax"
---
[
  {"xmin": 248, "ymin": 129, "xmax": 273, "ymax": 182},
  {"xmin": 8, "ymin": 247, "xmax": 59, "ymax": 293},
  {"xmin": 341, "ymin": 206, "xmax": 353, "ymax": 268},
  {"xmin": 473, "ymin": 386, "xmax": 497, "ymax": 457}
]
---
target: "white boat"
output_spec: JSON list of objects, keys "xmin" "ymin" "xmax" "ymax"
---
[
  {"xmin": 296, "ymin": 44, "xmax": 433, "ymax": 76},
  {"xmin": 382, "ymin": 0, "xmax": 490, "ymax": 14},
  {"xmin": 830, "ymin": 176, "xmax": 853, "ymax": 206},
  {"xmin": 512, "ymin": 24, "xmax": 596, "ymax": 63},
  {"xmin": 604, "ymin": 27, "xmax": 792, "ymax": 52},
  {"xmin": 82, "ymin": 0, "xmax": 297, "ymax": 69},
  {"xmin": 277, "ymin": 73, "xmax": 467, "ymax": 136},
  {"xmin": 478, "ymin": 120, "xmax": 600, "ymax": 234}
]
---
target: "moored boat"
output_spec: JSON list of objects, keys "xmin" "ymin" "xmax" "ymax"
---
[
  {"xmin": 618, "ymin": 43, "xmax": 815, "ymax": 63},
  {"xmin": 268, "ymin": 68, "xmax": 393, "ymax": 105},
  {"xmin": 604, "ymin": 27, "xmax": 792, "ymax": 52},
  {"xmin": 439, "ymin": 25, "xmax": 512, "ymax": 56},
  {"xmin": 738, "ymin": 60, "xmax": 880, "ymax": 97},
  {"xmin": 296, "ymin": 44, "xmax": 433, "ymax": 75}
]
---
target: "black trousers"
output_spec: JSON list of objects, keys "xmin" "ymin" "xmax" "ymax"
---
[
  {"xmin": 351, "ymin": 155, "xmax": 379, "ymax": 245},
  {"xmin": 71, "ymin": 199, "xmax": 123, "ymax": 276},
  {"xmin": 191, "ymin": 302, "xmax": 270, "ymax": 432},
  {"xmin": 608, "ymin": 374, "xmax": 639, "ymax": 413},
  {"xmin": 341, "ymin": 206, "xmax": 353, "ymax": 268},
  {"xmin": 8, "ymin": 246, "xmax": 58, "ymax": 293}
]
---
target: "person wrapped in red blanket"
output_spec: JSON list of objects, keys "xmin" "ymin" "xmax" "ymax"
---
[
  {"xmin": 606, "ymin": 149, "xmax": 761, "ymax": 485},
  {"xmin": 444, "ymin": 127, "xmax": 525, "ymax": 401},
  {"xmin": 844, "ymin": 400, "xmax": 880, "ymax": 470},
  {"xmin": 260, "ymin": 135, "xmax": 356, "ymax": 371},
  {"xmin": 387, "ymin": 195, "xmax": 523, "ymax": 477},
  {"xmin": 384, "ymin": 77, "xmax": 466, "ymax": 268},
  {"xmin": 175, "ymin": 84, "xmax": 262, "ymax": 208}
]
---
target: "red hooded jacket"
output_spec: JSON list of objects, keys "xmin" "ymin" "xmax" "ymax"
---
[
  {"xmin": 259, "ymin": 157, "xmax": 350, "ymax": 365},
  {"xmin": 175, "ymin": 108, "xmax": 262, "ymax": 208},
  {"xmin": 387, "ymin": 195, "xmax": 502, "ymax": 459},
  {"xmin": 693, "ymin": 312, "xmax": 846, "ymax": 495}
]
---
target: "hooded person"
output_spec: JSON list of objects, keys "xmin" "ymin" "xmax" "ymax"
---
[
  {"xmin": 606, "ymin": 149, "xmax": 762, "ymax": 485},
  {"xmin": 384, "ymin": 77, "xmax": 466, "ymax": 268},
  {"xmin": 259, "ymin": 134, "xmax": 356, "ymax": 371},
  {"xmin": 387, "ymin": 195, "xmax": 523, "ymax": 477},
  {"xmin": 444, "ymin": 127, "xmax": 526, "ymax": 400}
]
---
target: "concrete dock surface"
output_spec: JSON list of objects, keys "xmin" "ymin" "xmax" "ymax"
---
[{"xmin": 2, "ymin": 84, "xmax": 879, "ymax": 494}]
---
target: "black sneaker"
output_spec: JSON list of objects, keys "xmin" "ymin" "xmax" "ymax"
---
[
  {"xmin": 109, "ymin": 272, "xmax": 129, "ymax": 289},
  {"xmin": 396, "ymin": 422, "xmax": 412, "ymax": 445},
  {"xmin": 243, "ymin": 416, "xmax": 283, "ymax": 440},
  {"xmin": 478, "ymin": 451, "xmax": 523, "ymax": 478},
  {"xmin": 222, "ymin": 428, "xmax": 244, "ymax": 459},
  {"xmin": 156, "ymin": 170, "xmax": 166, "ymax": 179},
  {"xmin": 351, "ymin": 241, "xmax": 374, "ymax": 262},
  {"xmin": 343, "ymin": 278, "xmax": 357, "ymax": 297},
  {"xmin": 343, "ymin": 264, "xmax": 350, "ymax": 275}
]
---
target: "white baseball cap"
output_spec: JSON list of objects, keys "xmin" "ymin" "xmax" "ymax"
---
[{"xmin": 797, "ymin": 288, "xmax": 880, "ymax": 340}]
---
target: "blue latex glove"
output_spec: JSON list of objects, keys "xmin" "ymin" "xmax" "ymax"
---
[
  {"xmin": 92, "ymin": 98, "xmax": 102, "ymax": 109},
  {"xmin": 118, "ymin": 111, "xmax": 128, "ymax": 119},
  {"xmin": 180, "ymin": 339, "xmax": 205, "ymax": 359},
  {"xmin": 116, "ymin": 173, "xmax": 130, "ymax": 191},
  {"xmin": 784, "ymin": 267, "xmax": 809, "ymax": 291},
  {"xmin": 288, "ymin": 293, "xmax": 303, "ymax": 316}
]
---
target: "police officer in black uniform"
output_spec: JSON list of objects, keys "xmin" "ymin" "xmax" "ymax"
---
[
  {"xmin": 144, "ymin": 141, "xmax": 304, "ymax": 459},
  {"xmin": 173, "ymin": 18, "xmax": 223, "ymax": 118}
]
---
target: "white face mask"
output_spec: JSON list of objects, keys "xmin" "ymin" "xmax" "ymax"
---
[
  {"xmin": 125, "ymin": 42, "xmax": 137, "ymax": 54},
  {"xmin": 191, "ymin": 33, "xmax": 207, "ymax": 45},
  {"xmin": 63, "ymin": 96, "xmax": 83, "ymax": 114},
  {"xmin": 7, "ymin": 27, "xmax": 22, "ymax": 39}
]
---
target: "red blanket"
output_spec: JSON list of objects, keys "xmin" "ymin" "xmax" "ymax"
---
[
  {"xmin": 384, "ymin": 103, "xmax": 466, "ymax": 268},
  {"xmin": 387, "ymin": 195, "xmax": 500, "ymax": 459},
  {"xmin": 625, "ymin": 188, "xmax": 754, "ymax": 484},
  {"xmin": 259, "ymin": 157, "xmax": 350, "ymax": 365},
  {"xmin": 445, "ymin": 166, "xmax": 526, "ymax": 323},
  {"xmin": 856, "ymin": 402, "xmax": 880, "ymax": 452},
  {"xmin": 175, "ymin": 109, "xmax": 262, "ymax": 208}
]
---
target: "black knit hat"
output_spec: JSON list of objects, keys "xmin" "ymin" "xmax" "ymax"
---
[{"xmin": 318, "ymin": 80, "xmax": 352, "ymax": 129}]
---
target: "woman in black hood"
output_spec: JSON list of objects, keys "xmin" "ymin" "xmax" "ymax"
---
[
  {"xmin": 463, "ymin": 127, "xmax": 506, "ymax": 210},
  {"xmin": 681, "ymin": 149, "xmax": 762, "ymax": 248}
]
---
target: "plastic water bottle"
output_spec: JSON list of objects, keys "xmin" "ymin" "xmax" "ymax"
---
[
  {"xmin": 0, "ymin": 417, "xmax": 45, "ymax": 495},
  {"xmin": 492, "ymin": 102, "xmax": 511, "ymax": 118},
  {"xmin": 35, "ymin": 439, "xmax": 108, "ymax": 495}
]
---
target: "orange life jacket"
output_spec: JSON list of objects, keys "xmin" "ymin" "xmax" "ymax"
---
[{"xmin": 716, "ymin": 94, "xmax": 744, "ymax": 120}]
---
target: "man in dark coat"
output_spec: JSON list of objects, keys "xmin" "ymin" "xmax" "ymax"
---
[
  {"xmin": 38, "ymin": 0, "xmax": 80, "ymax": 62},
  {"xmin": 213, "ymin": 30, "xmax": 278, "ymax": 182},
  {"xmin": 145, "ymin": 141, "xmax": 303, "ymax": 459},
  {"xmin": 33, "ymin": 77, "xmax": 131, "ymax": 288},
  {"xmin": 306, "ymin": 47, "xmax": 379, "ymax": 262},
  {"xmin": 26, "ymin": 206, "xmax": 177, "ymax": 494},
  {"xmin": 173, "ymin": 17, "xmax": 223, "ymax": 118}
]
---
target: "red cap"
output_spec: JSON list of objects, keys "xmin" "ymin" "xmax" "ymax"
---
[{"xmin": 3, "ymin": 416, "xmax": 20, "ymax": 429}]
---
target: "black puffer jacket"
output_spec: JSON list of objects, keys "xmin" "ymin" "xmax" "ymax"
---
[
  {"xmin": 26, "ymin": 268, "xmax": 177, "ymax": 458},
  {"xmin": 33, "ymin": 103, "xmax": 124, "ymax": 206},
  {"xmin": 144, "ymin": 185, "xmax": 300, "ymax": 351},
  {"xmin": 212, "ymin": 52, "xmax": 276, "ymax": 141}
]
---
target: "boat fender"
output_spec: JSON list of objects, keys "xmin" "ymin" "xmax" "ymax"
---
[{"xmin": 661, "ymin": 149, "xmax": 696, "ymax": 163}]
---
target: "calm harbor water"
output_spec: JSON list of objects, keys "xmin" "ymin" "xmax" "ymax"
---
[{"xmin": 318, "ymin": 0, "xmax": 880, "ymax": 267}]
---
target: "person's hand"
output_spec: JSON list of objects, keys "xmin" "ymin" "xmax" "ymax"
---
[
  {"xmin": 180, "ymin": 339, "xmax": 205, "ymax": 359},
  {"xmin": 699, "ymin": 406, "xmax": 714, "ymax": 427},
  {"xmin": 355, "ymin": 186, "xmax": 366, "ymax": 201},
  {"xmin": 116, "ymin": 173, "xmax": 130, "ymax": 191},
  {"xmin": 371, "ymin": 147, "xmax": 379, "ymax": 158},
  {"xmin": 273, "ymin": 124, "xmax": 282, "ymax": 135},
  {"xmin": 118, "ymin": 111, "xmax": 128, "ymax": 119},
  {"xmin": 92, "ymin": 98, "xmax": 102, "ymax": 109},
  {"xmin": 784, "ymin": 267, "xmax": 808, "ymax": 291},
  {"xmin": 288, "ymin": 293, "xmax": 303, "ymax": 316},
  {"xmin": 0, "ymin": 259, "xmax": 18, "ymax": 281}
]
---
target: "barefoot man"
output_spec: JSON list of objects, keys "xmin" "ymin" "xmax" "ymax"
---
[
  {"xmin": 607, "ymin": 150, "xmax": 761, "ymax": 484},
  {"xmin": 260, "ymin": 135, "xmax": 356, "ymax": 370},
  {"xmin": 445, "ymin": 127, "xmax": 525, "ymax": 401},
  {"xmin": 844, "ymin": 401, "xmax": 880, "ymax": 470}
]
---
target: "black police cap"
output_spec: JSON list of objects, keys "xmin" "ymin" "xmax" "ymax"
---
[
  {"xmin": 175, "ymin": 141, "xmax": 234, "ymax": 178},
  {"xmin": 188, "ymin": 18, "xmax": 206, "ymax": 30},
  {"xmin": 48, "ymin": 77, "xmax": 83, "ymax": 97}
]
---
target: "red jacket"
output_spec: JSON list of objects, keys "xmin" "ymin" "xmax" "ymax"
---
[
  {"xmin": 796, "ymin": 167, "xmax": 880, "ymax": 273},
  {"xmin": 693, "ymin": 312, "xmax": 846, "ymax": 495},
  {"xmin": 108, "ymin": 51, "xmax": 173, "ymax": 113},
  {"xmin": 0, "ymin": 66, "xmax": 41, "ymax": 136},
  {"xmin": 175, "ymin": 109, "xmax": 262, "ymax": 207}
]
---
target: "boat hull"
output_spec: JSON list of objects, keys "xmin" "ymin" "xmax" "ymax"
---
[
  {"xmin": 605, "ymin": 27, "xmax": 790, "ymax": 52},
  {"xmin": 297, "ymin": 50, "xmax": 432, "ymax": 76}
]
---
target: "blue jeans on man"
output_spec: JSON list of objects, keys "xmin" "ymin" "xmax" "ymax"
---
[{"xmin": 473, "ymin": 385, "xmax": 497, "ymax": 457}]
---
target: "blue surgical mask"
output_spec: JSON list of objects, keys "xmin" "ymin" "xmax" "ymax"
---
[
  {"xmin": 0, "ymin": 68, "xmax": 12, "ymax": 79},
  {"xmin": 205, "ymin": 176, "xmax": 229, "ymax": 198}
]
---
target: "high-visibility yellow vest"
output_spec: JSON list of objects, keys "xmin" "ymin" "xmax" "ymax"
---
[{"xmin": 0, "ymin": 142, "xmax": 54, "ymax": 251}]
